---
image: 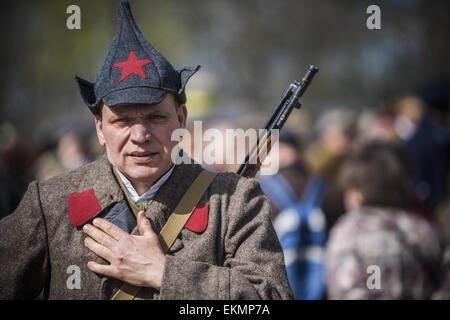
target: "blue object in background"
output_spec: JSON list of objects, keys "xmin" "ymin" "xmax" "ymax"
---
[{"xmin": 261, "ymin": 175, "xmax": 327, "ymax": 300}]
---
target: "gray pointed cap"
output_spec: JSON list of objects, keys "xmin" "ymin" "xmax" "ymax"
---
[{"xmin": 75, "ymin": 0, "xmax": 199, "ymax": 114}]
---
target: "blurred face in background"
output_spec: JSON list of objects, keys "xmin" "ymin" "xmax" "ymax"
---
[
  {"xmin": 338, "ymin": 142, "xmax": 410, "ymax": 212},
  {"xmin": 94, "ymin": 93, "xmax": 187, "ymax": 194}
]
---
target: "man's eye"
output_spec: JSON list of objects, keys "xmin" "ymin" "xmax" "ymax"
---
[
  {"xmin": 115, "ymin": 118, "xmax": 130, "ymax": 123},
  {"xmin": 149, "ymin": 115, "xmax": 165, "ymax": 120}
]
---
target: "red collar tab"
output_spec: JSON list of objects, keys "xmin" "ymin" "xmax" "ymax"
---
[
  {"xmin": 68, "ymin": 189, "xmax": 101, "ymax": 226},
  {"xmin": 185, "ymin": 204, "xmax": 209, "ymax": 233}
]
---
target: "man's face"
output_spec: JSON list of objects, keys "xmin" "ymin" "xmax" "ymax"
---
[{"xmin": 95, "ymin": 94, "xmax": 187, "ymax": 189}]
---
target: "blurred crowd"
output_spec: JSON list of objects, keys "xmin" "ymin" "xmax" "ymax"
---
[
  {"xmin": 0, "ymin": 78, "xmax": 449, "ymax": 300},
  {"xmin": 257, "ymin": 77, "xmax": 450, "ymax": 300},
  {"xmin": 0, "ymin": 123, "xmax": 103, "ymax": 218}
]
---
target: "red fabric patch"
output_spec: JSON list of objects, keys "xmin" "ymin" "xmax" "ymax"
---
[
  {"xmin": 68, "ymin": 189, "xmax": 101, "ymax": 226},
  {"xmin": 185, "ymin": 204, "xmax": 208, "ymax": 233}
]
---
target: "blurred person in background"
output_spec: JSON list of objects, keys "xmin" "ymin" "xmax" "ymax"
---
[
  {"xmin": 393, "ymin": 92, "xmax": 450, "ymax": 218},
  {"xmin": 417, "ymin": 77, "xmax": 450, "ymax": 130},
  {"xmin": 355, "ymin": 108, "xmax": 399, "ymax": 146},
  {"xmin": 0, "ymin": 123, "xmax": 41, "ymax": 218},
  {"xmin": 431, "ymin": 198, "xmax": 450, "ymax": 299},
  {"xmin": 326, "ymin": 142, "xmax": 442, "ymax": 299},
  {"xmin": 259, "ymin": 129, "xmax": 310, "ymax": 220},
  {"xmin": 260, "ymin": 129, "xmax": 327, "ymax": 299},
  {"xmin": 34, "ymin": 127, "xmax": 95, "ymax": 182},
  {"xmin": 304, "ymin": 108, "xmax": 356, "ymax": 235},
  {"xmin": 56, "ymin": 129, "xmax": 90, "ymax": 171}
]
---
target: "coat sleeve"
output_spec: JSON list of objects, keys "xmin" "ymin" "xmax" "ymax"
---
[
  {"xmin": 0, "ymin": 181, "xmax": 50, "ymax": 299},
  {"xmin": 159, "ymin": 177, "xmax": 294, "ymax": 300}
]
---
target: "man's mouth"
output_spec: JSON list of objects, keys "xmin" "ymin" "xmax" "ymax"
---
[
  {"xmin": 128, "ymin": 151, "xmax": 159, "ymax": 163},
  {"xmin": 129, "ymin": 151, "xmax": 158, "ymax": 157}
]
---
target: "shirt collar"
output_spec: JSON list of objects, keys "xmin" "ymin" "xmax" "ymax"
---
[{"xmin": 114, "ymin": 165, "xmax": 175, "ymax": 204}]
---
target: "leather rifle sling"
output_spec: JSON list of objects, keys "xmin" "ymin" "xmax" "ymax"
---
[{"xmin": 111, "ymin": 170, "xmax": 217, "ymax": 300}]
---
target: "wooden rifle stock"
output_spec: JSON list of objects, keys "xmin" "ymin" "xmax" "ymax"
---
[{"xmin": 237, "ymin": 65, "xmax": 319, "ymax": 178}]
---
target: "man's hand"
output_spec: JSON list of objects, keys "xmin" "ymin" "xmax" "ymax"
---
[{"xmin": 82, "ymin": 211, "xmax": 166, "ymax": 290}]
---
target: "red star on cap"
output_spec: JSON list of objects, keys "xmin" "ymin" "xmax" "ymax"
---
[{"xmin": 112, "ymin": 50, "xmax": 153, "ymax": 81}]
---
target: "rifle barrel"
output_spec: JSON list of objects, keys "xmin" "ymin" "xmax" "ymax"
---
[{"xmin": 237, "ymin": 65, "xmax": 319, "ymax": 178}]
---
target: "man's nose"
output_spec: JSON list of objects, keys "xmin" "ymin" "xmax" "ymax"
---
[{"xmin": 130, "ymin": 122, "xmax": 151, "ymax": 144}]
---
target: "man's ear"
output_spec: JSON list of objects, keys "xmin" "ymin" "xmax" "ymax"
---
[
  {"xmin": 177, "ymin": 104, "xmax": 187, "ymax": 128},
  {"xmin": 94, "ymin": 114, "xmax": 106, "ymax": 147}
]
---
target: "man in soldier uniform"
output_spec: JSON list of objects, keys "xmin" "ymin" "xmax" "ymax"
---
[{"xmin": 0, "ymin": 0, "xmax": 293, "ymax": 300}]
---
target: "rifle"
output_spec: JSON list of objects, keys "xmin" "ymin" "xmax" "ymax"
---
[{"xmin": 237, "ymin": 65, "xmax": 319, "ymax": 178}]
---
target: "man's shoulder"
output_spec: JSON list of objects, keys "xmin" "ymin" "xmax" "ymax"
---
[{"xmin": 208, "ymin": 169, "xmax": 265, "ymax": 198}]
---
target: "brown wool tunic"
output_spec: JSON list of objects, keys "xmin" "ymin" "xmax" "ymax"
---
[{"xmin": 0, "ymin": 154, "xmax": 293, "ymax": 300}]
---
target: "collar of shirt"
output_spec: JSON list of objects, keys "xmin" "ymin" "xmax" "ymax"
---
[{"xmin": 114, "ymin": 165, "xmax": 175, "ymax": 204}]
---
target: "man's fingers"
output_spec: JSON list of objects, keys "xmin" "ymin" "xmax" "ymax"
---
[
  {"xmin": 92, "ymin": 218, "xmax": 128, "ymax": 241},
  {"xmin": 84, "ymin": 236, "xmax": 114, "ymax": 263},
  {"xmin": 87, "ymin": 261, "xmax": 114, "ymax": 278},
  {"xmin": 83, "ymin": 223, "xmax": 116, "ymax": 249},
  {"xmin": 137, "ymin": 211, "xmax": 153, "ymax": 236}
]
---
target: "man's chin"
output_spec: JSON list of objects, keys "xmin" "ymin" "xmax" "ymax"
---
[
  {"xmin": 126, "ymin": 167, "xmax": 162, "ymax": 181},
  {"xmin": 125, "ymin": 161, "xmax": 174, "ymax": 182}
]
